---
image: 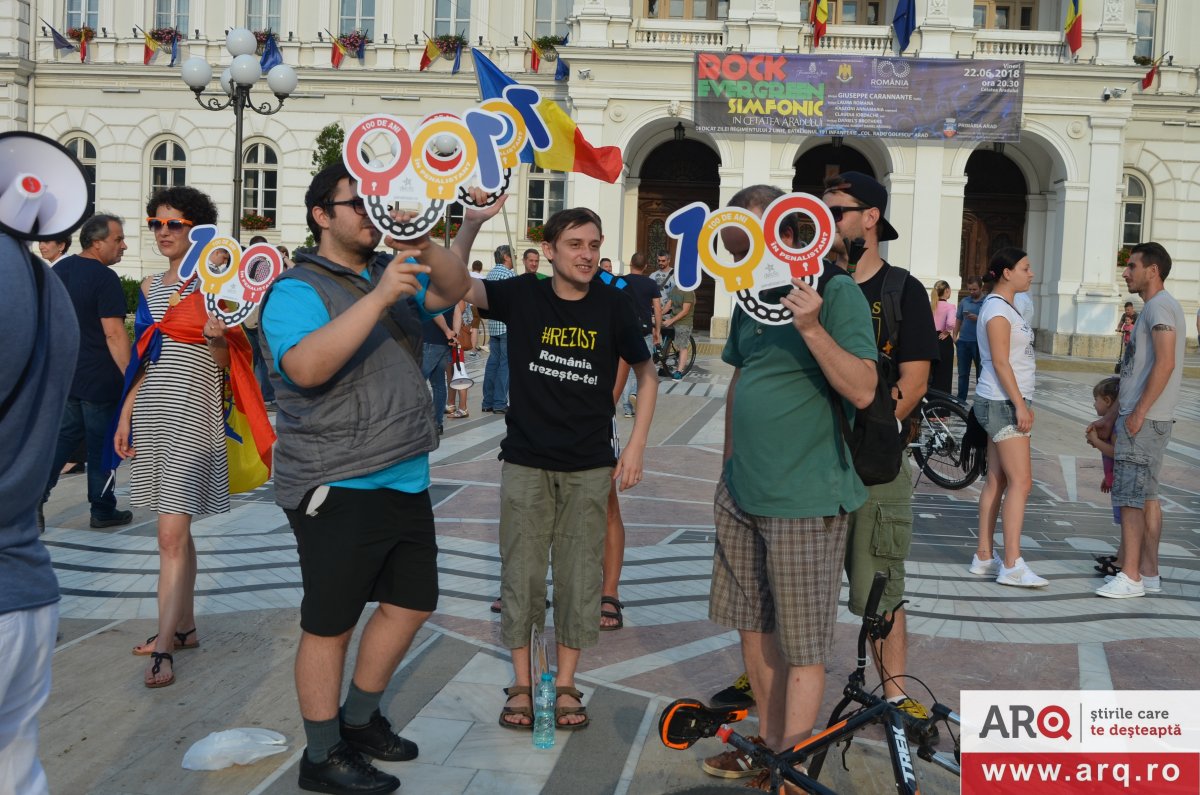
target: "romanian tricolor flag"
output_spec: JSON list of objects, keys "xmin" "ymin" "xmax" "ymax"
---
[
  {"xmin": 103, "ymin": 289, "xmax": 275, "ymax": 495},
  {"xmin": 331, "ymin": 36, "xmax": 347, "ymax": 69},
  {"xmin": 810, "ymin": 0, "xmax": 829, "ymax": 49},
  {"xmin": 1064, "ymin": 0, "xmax": 1082, "ymax": 56},
  {"xmin": 530, "ymin": 40, "xmax": 542, "ymax": 73},
  {"xmin": 143, "ymin": 31, "xmax": 161, "ymax": 65},
  {"xmin": 472, "ymin": 49, "xmax": 622, "ymax": 183},
  {"xmin": 1141, "ymin": 54, "xmax": 1164, "ymax": 90},
  {"xmin": 419, "ymin": 37, "xmax": 439, "ymax": 71}
]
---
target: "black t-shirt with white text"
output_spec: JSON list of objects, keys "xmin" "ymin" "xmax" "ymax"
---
[
  {"xmin": 483, "ymin": 273, "xmax": 650, "ymax": 470},
  {"xmin": 856, "ymin": 262, "xmax": 939, "ymax": 365}
]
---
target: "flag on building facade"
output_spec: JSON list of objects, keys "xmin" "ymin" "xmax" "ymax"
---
[
  {"xmin": 555, "ymin": 55, "xmax": 569, "ymax": 81},
  {"xmin": 419, "ymin": 37, "xmax": 439, "ymax": 71},
  {"xmin": 893, "ymin": 0, "xmax": 916, "ymax": 54},
  {"xmin": 810, "ymin": 0, "xmax": 829, "ymax": 49},
  {"xmin": 472, "ymin": 49, "xmax": 622, "ymax": 183},
  {"xmin": 1141, "ymin": 54, "xmax": 1164, "ymax": 90},
  {"xmin": 451, "ymin": 42, "xmax": 462, "ymax": 74},
  {"xmin": 331, "ymin": 37, "xmax": 347, "ymax": 69},
  {"xmin": 170, "ymin": 33, "xmax": 179, "ymax": 66},
  {"xmin": 143, "ymin": 31, "xmax": 161, "ymax": 65},
  {"xmin": 1064, "ymin": 0, "xmax": 1082, "ymax": 55},
  {"xmin": 44, "ymin": 21, "xmax": 77, "ymax": 54},
  {"xmin": 530, "ymin": 40, "xmax": 542, "ymax": 73},
  {"xmin": 356, "ymin": 36, "xmax": 367, "ymax": 64},
  {"xmin": 260, "ymin": 34, "xmax": 282, "ymax": 72}
]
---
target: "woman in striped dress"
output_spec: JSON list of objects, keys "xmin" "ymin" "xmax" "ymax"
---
[{"xmin": 115, "ymin": 187, "xmax": 228, "ymax": 688}]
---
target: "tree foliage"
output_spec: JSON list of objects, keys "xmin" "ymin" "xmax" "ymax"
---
[{"xmin": 311, "ymin": 122, "xmax": 345, "ymax": 176}]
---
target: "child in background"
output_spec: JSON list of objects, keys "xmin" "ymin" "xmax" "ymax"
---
[{"xmin": 1085, "ymin": 376, "xmax": 1121, "ymax": 575}]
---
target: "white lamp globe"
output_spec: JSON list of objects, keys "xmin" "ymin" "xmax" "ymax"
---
[
  {"xmin": 226, "ymin": 28, "xmax": 258, "ymax": 57},
  {"xmin": 266, "ymin": 64, "xmax": 298, "ymax": 97},
  {"xmin": 230, "ymin": 54, "xmax": 262, "ymax": 86},
  {"xmin": 181, "ymin": 57, "xmax": 212, "ymax": 90},
  {"xmin": 220, "ymin": 67, "xmax": 234, "ymax": 96}
]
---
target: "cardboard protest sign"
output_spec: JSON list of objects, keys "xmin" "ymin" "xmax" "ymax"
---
[{"xmin": 176, "ymin": 224, "xmax": 283, "ymax": 326}]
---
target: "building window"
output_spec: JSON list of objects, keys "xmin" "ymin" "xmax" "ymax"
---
[
  {"xmin": 63, "ymin": 136, "xmax": 97, "ymax": 199},
  {"xmin": 434, "ymin": 0, "xmax": 471, "ymax": 36},
  {"xmin": 646, "ymin": 0, "xmax": 730, "ymax": 20},
  {"xmin": 155, "ymin": 0, "xmax": 189, "ymax": 32},
  {"xmin": 1121, "ymin": 175, "xmax": 1148, "ymax": 248},
  {"xmin": 798, "ymin": 0, "xmax": 882, "ymax": 24},
  {"xmin": 66, "ymin": 0, "xmax": 99, "ymax": 30},
  {"xmin": 150, "ymin": 140, "xmax": 187, "ymax": 192},
  {"xmin": 972, "ymin": 1, "xmax": 1037, "ymax": 30},
  {"xmin": 339, "ymin": 0, "xmax": 376, "ymax": 33},
  {"xmin": 243, "ymin": 142, "xmax": 279, "ymax": 229},
  {"xmin": 247, "ymin": 0, "xmax": 282, "ymax": 32},
  {"xmin": 1134, "ymin": 1, "xmax": 1156, "ymax": 60},
  {"xmin": 535, "ymin": 0, "xmax": 570, "ymax": 37},
  {"xmin": 526, "ymin": 166, "xmax": 566, "ymax": 235}
]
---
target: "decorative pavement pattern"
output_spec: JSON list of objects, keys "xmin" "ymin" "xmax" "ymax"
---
[{"xmin": 40, "ymin": 351, "xmax": 1200, "ymax": 795}]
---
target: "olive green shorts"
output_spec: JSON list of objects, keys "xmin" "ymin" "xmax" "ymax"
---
[{"xmin": 845, "ymin": 461, "xmax": 912, "ymax": 615}]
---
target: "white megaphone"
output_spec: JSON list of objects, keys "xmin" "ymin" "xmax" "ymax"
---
[
  {"xmin": 0, "ymin": 131, "xmax": 93, "ymax": 241},
  {"xmin": 449, "ymin": 344, "xmax": 473, "ymax": 390}
]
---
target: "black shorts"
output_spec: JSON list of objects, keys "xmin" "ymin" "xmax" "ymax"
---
[{"xmin": 285, "ymin": 486, "xmax": 439, "ymax": 636}]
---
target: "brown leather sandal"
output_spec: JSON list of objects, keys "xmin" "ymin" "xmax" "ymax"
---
[
  {"xmin": 555, "ymin": 686, "xmax": 589, "ymax": 730},
  {"xmin": 498, "ymin": 685, "xmax": 533, "ymax": 730}
]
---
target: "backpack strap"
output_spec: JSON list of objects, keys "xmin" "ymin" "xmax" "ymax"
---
[
  {"xmin": 814, "ymin": 266, "xmax": 860, "ymax": 471},
  {"xmin": 878, "ymin": 264, "xmax": 907, "ymax": 359}
]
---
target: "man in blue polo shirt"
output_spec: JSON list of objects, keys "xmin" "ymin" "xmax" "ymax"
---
[{"xmin": 42, "ymin": 214, "xmax": 133, "ymax": 529}]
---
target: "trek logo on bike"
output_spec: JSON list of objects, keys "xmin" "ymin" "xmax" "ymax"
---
[{"xmin": 962, "ymin": 690, "xmax": 1200, "ymax": 794}]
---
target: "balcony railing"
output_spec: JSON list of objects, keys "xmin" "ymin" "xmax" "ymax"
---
[
  {"xmin": 633, "ymin": 20, "xmax": 725, "ymax": 49},
  {"xmin": 807, "ymin": 24, "xmax": 894, "ymax": 55},
  {"xmin": 973, "ymin": 29, "xmax": 1067, "ymax": 62}
]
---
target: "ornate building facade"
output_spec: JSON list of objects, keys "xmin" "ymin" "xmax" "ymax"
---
[{"xmin": 3, "ymin": 0, "xmax": 1196, "ymax": 351}]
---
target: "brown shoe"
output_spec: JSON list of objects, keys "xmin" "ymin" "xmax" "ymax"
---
[
  {"xmin": 701, "ymin": 735, "xmax": 767, "ymax": 779},
  {"xmin": 743, "ymin": 765, "xmax": 807, "ymax": 793}
]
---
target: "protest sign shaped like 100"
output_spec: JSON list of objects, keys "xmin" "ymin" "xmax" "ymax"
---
[
  {"xmin": 342, "ymin": 85, "xmax": 552, "ymax": 240},
  {"xmin": 666, "ymin": 192, "xmax": 836, "ymax": 326},
  {"xmin": 177, "ymin": 224, "xmax": 284, "ymax": 327}
]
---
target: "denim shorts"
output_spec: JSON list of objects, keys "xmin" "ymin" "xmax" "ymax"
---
[
  {"xmin": 974, "ymin": 397, "xmax": 1031, "ymax": 443},
  {"xmin": 1112, "ymin": 416, "xmax": 1174, "ymax": 509}
]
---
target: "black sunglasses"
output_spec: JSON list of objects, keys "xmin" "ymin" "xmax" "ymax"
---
[
  {"xmin": 146, "ymin": 217, "xmax": 195, "ymax": 231},
  {"xmin": 323, "ymin": 197, "xmax": 368, "ymax": 216},
  {"xmin": 827, "ymin": 206, "xmax": 869, "ymax": 222}
]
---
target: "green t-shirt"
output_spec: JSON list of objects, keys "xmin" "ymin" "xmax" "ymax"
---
[
  {"xmin": 721, "ymin": 276, "xmax": 876, "ymax": 518},
  {"xmin": 668, "ymin": 286, "xmax": 696, "ymax": 329}
]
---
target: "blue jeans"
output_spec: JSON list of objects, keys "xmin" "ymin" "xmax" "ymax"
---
[
  {"xmin": 421, "ymin": 343, "xmax": 451, "ymax": 429},
  {"xmin": 955, "ymin": 339, "xmax": 981, "ymax": 402},
  {"xmin": 482, "ymin": 333, "xmax": 509, "ymax": 410},
  {"xmin": 44, "ymin": 398, "xmax": 119, "ymax": 518},
  {"xmin": 243, "ymin": 325, "xmax": 276, "ymax": 402}
]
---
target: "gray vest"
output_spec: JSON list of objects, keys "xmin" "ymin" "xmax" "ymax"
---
[{"xmin": 260, "ymin": 251, "xmax": 437, "ymax": 510}]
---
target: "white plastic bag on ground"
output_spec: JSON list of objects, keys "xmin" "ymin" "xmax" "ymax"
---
[{"xmin": 182, "ymin": 728, "xmax": 289, "ymax": 771}]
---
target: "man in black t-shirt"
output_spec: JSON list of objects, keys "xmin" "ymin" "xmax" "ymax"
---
[
  {"xmin": 461, "ymin": 204, "xmax": 657, "ymax": 731},
  {"xmin": 619, "ymin": 252, "xmax": 662, "ymax": 417},
  {"xmin": 42, "ymin": 214, "xmax": 133, "ymax": 529},
  {"xmin": 822, "ymin": 171, "xmax": 938, "ymax": 726}
]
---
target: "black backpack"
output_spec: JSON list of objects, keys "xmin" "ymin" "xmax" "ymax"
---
[{"xmin": 817, "ymin": 265, "xmax": 908, "ymax": 486}]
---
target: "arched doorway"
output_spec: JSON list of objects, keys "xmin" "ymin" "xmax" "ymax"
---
[
  {"xmin": 960, "ymin": 149, "xmax": 1027, "ymax": 285},
  {"xmin": 792, "ymin": 143, "xmax": 875, "ymax": 194},
  {"xmin": 637, "ymin": 138, "xmax": 720, "ymax": 332}
]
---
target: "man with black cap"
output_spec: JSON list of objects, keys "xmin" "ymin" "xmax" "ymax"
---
[{"xmin": 822, "ymin": 171, "xmax": 939, "ymax": 726}]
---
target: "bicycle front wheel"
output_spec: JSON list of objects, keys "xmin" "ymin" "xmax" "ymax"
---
[
  {"xmin": 913, "ymin": 395, "xmax": 979, "ymax": 490},
  {"xmin": 679, "ymin": 335, "xmax": 697, "ymax": 376}
]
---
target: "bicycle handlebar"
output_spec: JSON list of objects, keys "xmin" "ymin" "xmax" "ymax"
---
[{"xmin": 863, "ymin": 571, "xmax": 887, "ymax": 621}]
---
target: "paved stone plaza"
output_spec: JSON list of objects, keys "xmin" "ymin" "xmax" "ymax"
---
[{"xmin": 39, "ymin": 346, "xmax": 1200, "ymax": 794}]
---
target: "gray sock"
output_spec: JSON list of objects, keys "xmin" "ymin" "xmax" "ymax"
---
[
  {"xmin": 342, "ymin": 682, "xmax": 384, "ymax": 727},
  {"xmin": 303, "ymin": 717, "xmax": 342, "ymax": 764}
]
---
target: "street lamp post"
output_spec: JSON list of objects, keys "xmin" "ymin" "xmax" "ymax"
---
[{"xmin": 180, "ymin": 29, "xmax": 298, "ymax": 241}]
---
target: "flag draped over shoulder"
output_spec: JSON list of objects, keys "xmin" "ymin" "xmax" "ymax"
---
[
  {"xmin": 102, "ymin": 289, "xmax": 274, "ymax": 494},
  {"xmin": 1064, "ymin": 0, "xmax": 1082, "ymax": 55},
  {"xmin": 331, "ymin": 37, "xmax": 347, "ymax": 69},
  {"xmin": 893, "ymin": 0, "xmax": 916, "ymax": 54},
  {"xmin": 419, "ymin": 38, "xmax": 439, "ymax": 71},
  {"xmin": 810, "ymin": 0, "xmax": 829, "ymax": 49},
  {"xmin": 143, "ymin": 31, "xmax": 160, "ymax": 65},
  {"xmin": 472, "ymin": 49, "xmax": 622, "ymax": 183},
  {"xmin": 260, "ymin": 34, "xmax": 282, "ymax": 72}
]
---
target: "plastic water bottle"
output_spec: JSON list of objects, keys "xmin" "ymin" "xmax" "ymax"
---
[{"xmin": 533, "ymin": 672, "xmax": 556, "ymax": 749}]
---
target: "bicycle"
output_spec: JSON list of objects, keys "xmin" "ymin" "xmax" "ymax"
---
[
  {"xmin": 911, "ymin": 388, "xmax": 984, "ymax": 490},
  {"xmin": 659, "ymin": 572, "xmax": 960, "ymax": 794},
  {"xmin": 654, "ymin": 328, "xmax": 697, "ymax": 378}
]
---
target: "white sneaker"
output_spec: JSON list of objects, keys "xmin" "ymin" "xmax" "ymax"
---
[
  {"xmin": 1104, "ymin": 573, "xmax": 1161, "ymax": 593},
  {"xmin": 969, "ymin": 551, "xmax": 1001, "ymax": 576},
  {"xmin": 1096, "ymin": 571, "xmax": 1145, "ymax": 599},
  {"xmin": 995, "ymin": 558, "xmax": 1048, "ymax": 588}
]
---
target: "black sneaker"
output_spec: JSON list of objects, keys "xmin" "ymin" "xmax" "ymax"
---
[
  {"xmin": 710, "ymin": 673, "xmax": 755, "ymax": 709},
  {"xmin": 341, "ymin": 710, "xmax": 418, "ymax": 762},
  {"xmin": 298, "ymin": 742, "xmax": 399, "ymax": 794},
  {"xmin": 90, "ymin": 510, "xmax": 133, "ymax": 528}
]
